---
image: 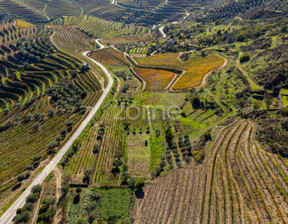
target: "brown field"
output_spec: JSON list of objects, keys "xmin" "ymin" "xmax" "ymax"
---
[
  {"xmin": 91, "ymin": 48, "xmax": 130, "ymax": 66},
  {"xmin": 133, "ymin": 67, "xmax": 176, "ymax": 90},
  {"xmin": 135, "ymin": 120, "xmax": 288, "ymax": 223},
  {"xmin": 135, "ymin": 53, "xmax": 225, "ymax": 90}
]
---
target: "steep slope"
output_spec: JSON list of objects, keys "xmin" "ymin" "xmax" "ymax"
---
[{"xmin": 135, "ymin": 120, "xmax": 288, "ymax": 223}]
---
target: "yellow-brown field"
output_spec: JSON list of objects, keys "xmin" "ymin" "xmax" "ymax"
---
[
  {"xmin": 91, "ymin": 48, "xmax": 129, "ymax": 66},
  {"xmin": 135, "ymin": 53, "xmax": 225, "ymax": 90},
  {"xmin": 133, "ymin": 67, "xmax": 176, "ymax": 90},
  {"xmin": 15, "ymin": 19, "xmax": 36, "ymax": 28}
]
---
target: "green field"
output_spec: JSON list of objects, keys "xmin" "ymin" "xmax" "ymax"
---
[{"xmin": 67, "ymin": 188, "xmax": 133, "ymax": 223}]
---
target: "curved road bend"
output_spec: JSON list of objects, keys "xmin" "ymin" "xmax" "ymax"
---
[
  {"xmin": 0, "ymin": 52, "xmax": 114, "ymax": 224},
  {"xmin": 95, "ymin": 39, "xmax": 105, "ymax": 49},
  {"xmin": 159, "ymin": 26, "xmax": 166, "ymax": 38}
]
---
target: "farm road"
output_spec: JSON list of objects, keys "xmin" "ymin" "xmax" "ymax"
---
[{"xmin": 0, "ymin": 52, "xmax": 114, "ymax": 224}]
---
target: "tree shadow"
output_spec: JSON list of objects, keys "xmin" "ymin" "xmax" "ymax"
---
[
  {"xmin": 12, "ymin": 183, "xmax": 22, "ymax": 191},
  {"xmin": 135, "ymin": 189, "xmax": 145, "ymax": 199},
  {"xmin": 73, "ymin": 194, "xmax": 80, "ymax": 204}
]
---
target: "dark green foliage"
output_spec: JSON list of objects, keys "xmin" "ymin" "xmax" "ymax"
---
[
  {"xmin": 45, "ymin": 79, "xmax": 85, "ymax": 113},
  {"xmin": 203, "ymin": 131, "xmax": 212, "ymax": 142},
  {"xmin": 256, "ymin": 113, "xmax": 288, "ymax": 157},
  {"xmin": 33, "ymin": 155, "xmax": 41, "ymax": 162},
  {"xmin": 93, "ymin": 144, "xmax": 100, "ymax": 154},
  {"xmin": 14, "ymin": 211, "xmax": 30, "ymax": 224},
  {"xmin": 37, "ymin": 206, "xmax": 56, "ymax": 223},
  {"xmin": 281, "ymin": 118, "xmax": 288, "ymax": 131},
  {"xmin": 111, "ymin": 152, "xmax": 124, "ymax": 175},
  {"xmin": 191, "ymin": 96, "xmax": 201, "ymax": 109},
  {"xmin": 121, "ymin": 84, "xmax": 130, "ymax": 93},
  {"xmin": 39, "ymin": 204, "xmax": 49, "ymax": 214},
  {"xmin": 60, "ymin": 143, "xmax": 80, "ymax": 167},
  {"xmin": 26, "ymin": 193, "xmax": 39, "ymax": 203},
  {"xmin": 281, "ymin": 25, "xmax": 288, "ymax": 33},
  {"xmin": 240, "ymin": 54, "xmax": 250, "ymax": 63},
  {"xmin": 31, "ymin": 184, "xmax": 42, "ymax": 193},
  {"xmin": 283, "ymin": 107, "xmax": 288, "ymax": 116},
  {"xmin": 83, "ymin": 170, "xmax": 92, "ymax": 184},
  {"xmin": 165, "ymin": 127, "xmax": 174, "ymax": 143},
  {"xmin": 17, "ymin": 173, "xmax": 26, "ymax": 182}
]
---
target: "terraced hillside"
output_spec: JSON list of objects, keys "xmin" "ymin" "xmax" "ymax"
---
[
  {"xmin": 135, "ymin": 119, "xmax": 288, "ymax": 223},
  {"xmin": 51, "ymin": 26, "xmax": 97, "ymax": 56},
  {"xmin": 193, "ymin": 0, "xmax": 275, "ymax": 22},
  {"xmin": 0, "ymin": 20, "xmax": 104, "ymax": 215},
  {"xmin": 51, "ymin": 15, "xmax": 148, "ymax": 38},
  {"xmin": 0, "ymin": 0, "xmax": 83, "ymax": 22}
]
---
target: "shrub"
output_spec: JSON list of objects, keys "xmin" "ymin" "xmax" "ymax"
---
[
  {"xmin": 281, "ymin": 118, "xmax": 288, "ymax": 131},
  {"xmin": 135, "ymin": 180, "xmax": 145, "ymax": 190},
  {"xmin": 191, "ymin": 96, "xmax": 201, "ymax": 109},
  {"xmin": 65, "ymin": 120, "xmax": 74, "ymax": 128},
  {"xmin": 45, "ymin": 206, "xmax": 56, "ymax": 220},
  {"xmin": 22, "ymin": 203, "xmax": 34, "ymax": 212},
  {"xmin": 194, "ymin": 149, "xmax": 205, "ymax": 163},
  {"xmin": 3, "ymin": 108, "xmax": 10, "ymax": 115},
  {"xmin": 48, "ymin": 141, "xmax": 58, "ymax": 149},
  {"xmin": 14, "ymin": 211, "xmax": 30, "ymax": 224},
  {"xmin": 39, "ymin": 204, "xmax": 49, "ymax": 214},
  {"xmin": 16, "ymin": 208, "xmax": 22, "ymax": 214},
  {"xmin": 17, "ymin": 174, "xmax": 26, "ymax": 182},
  {"xmin": 88, "ymin": 214, "xmax": 96, "ymax": 223},
  {"xmin": 25, "ymin": 164, "xmax": 34, "ymax": 171},
  {"xmin": 43, "ymin": 197, "xmax": 56, "ymax": 205},
  {"xmin": 26, "ymin": 193, "xmax": 39, "ymax": 203},
  {"xmin": 31, "ymin": 184, "xmax": 42, "ymax": 193},
  {"xmin": 240, "ymin": 54, "xmax": 250, "ymax": 63},
  {"xmin": 203, "ymin": 131, "xmax": 212, "ymax": 142},
  {"xmin": 281, "ymin": 25, "xmax": 288, "ymax": 33},
  {"xmin": 56, "ymin": 135, "xmax": 62, "ymax": 142},
  {"xmin": 76, "ymin": 187, "xmax": 82, "ymax": 193},
  {"xmin": 33, "ymin": 155, "xmax": 41, "ymax": 162},
  {"xmin": 33, "ymin": 123, "xmax": 40, "ymax": 130},
  {"xmin": 283, "ymin": 106, "xmax": 288, "ymax": 116}
]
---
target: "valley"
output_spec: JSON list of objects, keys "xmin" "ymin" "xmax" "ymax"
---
[{"xmin": 0, "ymin": 0, "xmax": 287, "ymax": 223}]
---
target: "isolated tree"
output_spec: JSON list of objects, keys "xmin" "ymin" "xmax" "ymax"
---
[
  {"xmin": 65, "ymin": 120, "xmax": 74, "ymax": 128},
  {"xmin": 191, "ymin": 96, "xmax": 201, "ymax": 109},
  {"xmin": 93, "ymin": 144, "xmax": 100, "ymax": 154},
  {"xmin": 31, "ymin": 184, "xmax": 42, "ymax": 194},
  {"xmin": 165, "ymin": 127, "xmax": 174, "ymax": 142},
  {"xmin": 17, "ymin": 174, "xmax": 26, "ymax": 182},
  {"xmin": 240, "ymin": 54, "xmax": 250, "ymax": 63},
  {"xmin": 83, "ymin": 170, "xmax": 91, "ymax": 184},
  {"xmin": 26, "ymin": 193, "xmax": 39, "ymax": 203}
]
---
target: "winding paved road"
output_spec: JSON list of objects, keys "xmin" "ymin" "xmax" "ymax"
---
[
  {"xmin": 0, "ymin": 52, "xmax": 114, "ymax": 224},
  {"xmin": 159, "ymin": 26, "xmax": 166, "ymax": 38}
]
